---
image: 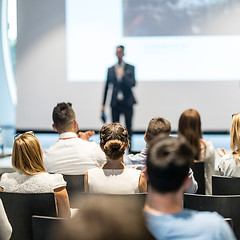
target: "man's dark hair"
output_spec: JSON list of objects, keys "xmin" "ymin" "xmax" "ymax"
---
[
  {"xmin": 52, "ymin": 102, "xmax": 75, "ymax": 132},
  {"xmin": 145, "ymin": 118, "xmax": 171, "ymax": 143},
  {"xmin": 147, "ymin": 136, "xmax": 194, "ymax": 193},
  {"xmin": 117, "ymin": 45, "xmax": 124, "ymax": 51}
]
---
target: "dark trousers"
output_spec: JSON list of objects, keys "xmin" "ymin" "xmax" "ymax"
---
[{"xmin": 111, "ymin": 101, "xmax": 133, "ymax": 137}]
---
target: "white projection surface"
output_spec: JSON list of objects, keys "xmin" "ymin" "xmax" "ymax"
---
[
  {"xmin": 16, "ymin": 0, "xmax": 240, "ymax": 131},
  {"xmin": 66, "ymin": 0, "xmax": 240, "ymax": 82}
]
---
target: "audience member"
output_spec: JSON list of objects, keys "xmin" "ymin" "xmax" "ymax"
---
[
  {"xmin": 0, "ymin": 132, "xmax": 70, "ymax": 218},
  {"xmin": 178, "ymin": 109, "xmax": 215, "ymax": 194},
  {"xmin": 124, "ymin": 117, "xmax": 198, "ymax": 193},
  {"xmin": 43, "ymin": 102, "xmax": 106, "ymax": 175},
  {"xmin": 85, "ymin": 123, "xmax": 147, "ymax": 193},
  {"xmin": 0, "ymin": 199, "xmax": 12, "ymax": 240},
  {"xmin": 53, "ymin": 195, "xmax": 154, "ymax": 240},
  {"xmin": 144, "ymin": 135, "xmax": 236, "ymax": 240},
  {"xmin": 218, "ymin": 112, "xmax": 240, "ymax": 176},
  {"xmin": 124, "ymin": 117, "xmax": 171, "ymax": 167}
]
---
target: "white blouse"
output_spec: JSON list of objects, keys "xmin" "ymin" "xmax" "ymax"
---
[
  {"xmin": 87, "ymin": 167, "xmax": 141, "ymax": 194},
  {"xmin": 218, "ymin": 153, "xmax": 240, "ymax": 177},
  {"xmin": 0, "ymin": 170, "xmax": 66, "ymax": 193}
]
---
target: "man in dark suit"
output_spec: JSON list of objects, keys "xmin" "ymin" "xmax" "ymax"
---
[{"xmin": 101, "ymin": 45, "xmax": 136, "ymax": 137}]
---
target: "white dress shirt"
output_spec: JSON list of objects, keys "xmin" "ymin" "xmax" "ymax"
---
[
  {"xmin": 43, "ymin": 132, "xmax": 106, "ymax": 175},
  {"xmin": 115, "ymin": 61, "xmax": 125, "ymax": 100}
]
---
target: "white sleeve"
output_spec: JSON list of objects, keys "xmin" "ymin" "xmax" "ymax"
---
[
  {"xmin": 218, "ymin": 155, "xmax": 228, "ymax": 175},
  {"xmin": 93, "ymin": 143, "xmax": 107, "ymax": 166},
  {"xmin": 52, "ymin": 174, "xmax": 67, "ymax": 190},
  {"xmin": 185, "ymin": 168, "xmax": 198, "ymax": 194},
  {"xmin": 0, "ymin": 199, "xmax": 12, "ymax": 240},
  {"xmin": 0, "ymin": 174, "xmax": 8, "ymax": 191}
]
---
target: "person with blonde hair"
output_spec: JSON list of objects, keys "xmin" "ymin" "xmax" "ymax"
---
[
  {"xmin": 0, "ymin": 132, "xmax": 70, "ymax": 218},
  {"xmin": 85, "ymin": 123, "xmax": 147, "ymax": 193},
  {"xmin": 219, "ymin": 113, "xmax": 240, "ymax": 177},
  {"xmin": 178, "ymin": 109, "xmax": 215, "ymax": 194}
]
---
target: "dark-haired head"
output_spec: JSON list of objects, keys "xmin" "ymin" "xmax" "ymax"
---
[
  {"xmin": 116, "ymin": 46, "xmax": 125, "ymax": 62},
  {"xmin": 117, "ymin": 45, "xmax": 124, "ymax": 51},
  {"xmin": 145, "ymin": 117, "xmax": 171, "ymax": 144},
  {"xmin": 147, "ymin": 135, "xmax": 194, "ymax": 193},
  {"xmin": 100, "ymin": 123, "xmax": 129, "ymax": 160},
  {"xmin": 178, "ymin": 109, "xmax": 202, "ymax": 160},
  {"xmin": 52, "ymin": 102, "xmax": 76, "ymax": 133}
]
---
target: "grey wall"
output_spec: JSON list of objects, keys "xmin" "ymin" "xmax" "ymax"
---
[{"xmin": 16, "ymin": 0, "xmax": 240, "ymax": 132}]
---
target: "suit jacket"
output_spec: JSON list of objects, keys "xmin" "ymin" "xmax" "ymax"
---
[{"xmin": 102, "ymin": 63, "xmax": 136, "ymax": 107}]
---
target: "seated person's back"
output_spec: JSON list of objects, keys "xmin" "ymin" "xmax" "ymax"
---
[
  {"xmin": 43, "ymin": 102, "xmax": 106, "ymax": 175},
  {"xmin": 87, "ymin": 167, "xmax": 141, "ymax": 194},
  {"xmin": 0, "ymin": 132, "xmax": 71, "ymax": 218},
  {"xmin": 145, "ymin": 208, "xmax": 233, "ymax": 240},
  {"xmin": 0, "ymin": 170, "xmax": 65, "ymax": 193},
  {"xmin": 124, "ymin": 117, "xmax": 198, "ymax": 194},
  {"xmin": 85, "ymin": 123, "xmax": 147, "ymax": 194},
  {"xmin": 144, "ymin": 135, "xmax": 236, "ymax": 240},
  {"xmin": 178, "ymin": 109, "xmax": 215, "ymax": 195},
  {"xmin": 44, "ymin": 133, "xmax": 106, "ymax": 175},
  {"xmin": 218, "ymin": 112, "xmax": 240, "ymax": 177}
]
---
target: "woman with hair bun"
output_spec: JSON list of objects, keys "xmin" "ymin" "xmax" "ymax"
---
[{"xmin": 85, "ymin": 123, "xmax": 147, "ymax": 193}]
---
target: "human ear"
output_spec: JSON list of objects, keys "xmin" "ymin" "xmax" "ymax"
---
[{"xmin": 52, "ymin": 124, "xmax": 58, "ymax": 133}]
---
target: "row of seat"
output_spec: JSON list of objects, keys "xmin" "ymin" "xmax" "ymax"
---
[
  {"xmin": 2, "ymin": 172, "xmax": 240, "ymax": 240},
  {"xmin": 0, "ymin": 192, "xmax": 148, "ymax": 240},
  {"xmin": 64, "ymin": 172, "xmax": 240, "ymax": 199},
  {"xmin": 3, "ymin": 191, "xmax": 240, "ymax": 240},
  {"xmin": 63, "ymin": 161, "xmax": 205, "ymax": 201}
]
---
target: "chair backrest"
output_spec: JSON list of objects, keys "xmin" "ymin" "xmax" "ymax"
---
[
  {"xmin": 110, "ymin": 193, "xmax": 147, "ymax": 208},
  {"xmin": 184, "ymin": 193, "xmax": 240, "ymax": 239},
  {"xmin": 32, "ymin": 215, "xmax": 65, "ymax": 240},
  {"xmin": 62, "ymin": 174, "xmax": 85, "ymax": 205},
  {"xmin": 224, "ymin": 218, "xmax": 233, "ymax": 229},
  {"xmin": 0, "ymin": 192, "xmax": 57, "ymax": 240},
  {"xmin": 192, "ymin": 161, "xmax": 205, "ymax": 194},
  {"xmin": 73, "ymin": 192, "xmax": 147, "ymax": 208},
  {"xmin": 212, "ymin": 175, "xmax": 240, "ymax": 195}
]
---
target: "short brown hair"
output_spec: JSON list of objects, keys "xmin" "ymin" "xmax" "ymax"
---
[
  {"xmin": 12, "ymin": 133, "xmax": 45, "ymax": 175},
  {"xmin": 145, "ymin": 117, "xmax": 171, "ymax": 143},
  {"xmin": 147, "ymin": 135, "xmax": 194, "ymax": 193},
  {"xmin": 100, "ymin": 123, "xmax": 129, "ymax": 160},
  {"xmin": 52, "ymin": 102, "xmax": 75, "ymax": 133}
]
